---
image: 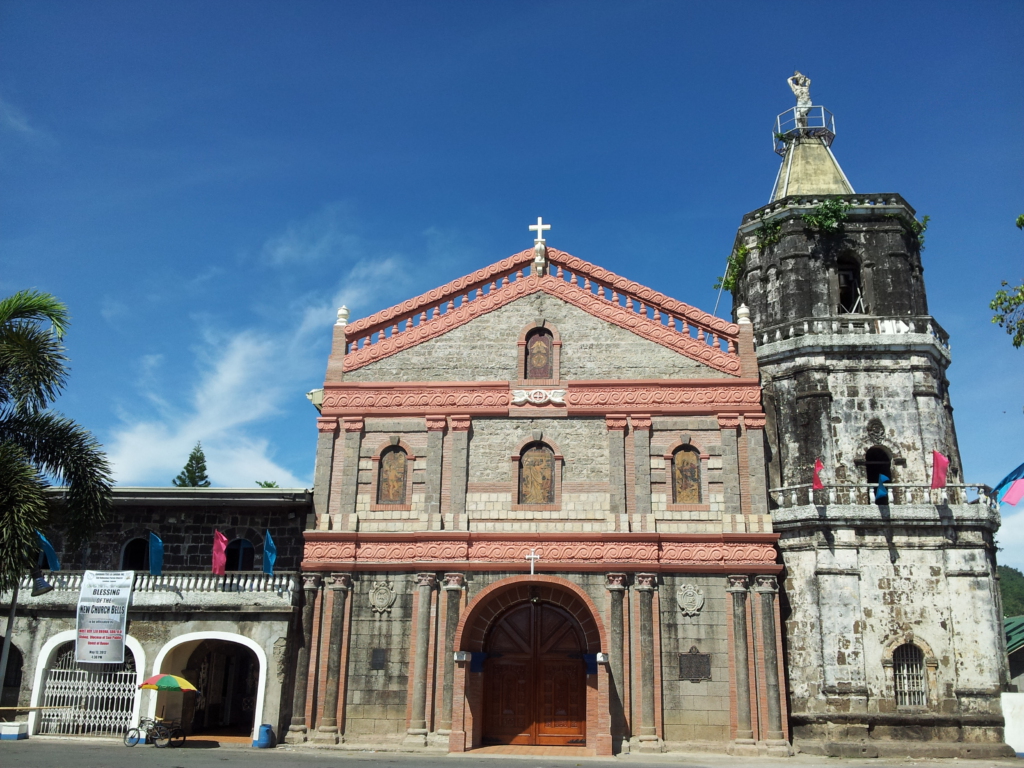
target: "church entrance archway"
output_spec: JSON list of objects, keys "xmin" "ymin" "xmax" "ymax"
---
[{"xmin": 483, "ymin": 601, "xmax": 586, "ymax": 746}]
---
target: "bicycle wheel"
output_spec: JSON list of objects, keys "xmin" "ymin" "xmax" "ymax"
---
[
  {"xmin": 169, "ymin": 727, "xmax": 186, "ymax": 748},
  {"xmin": 123, "ymin": 728, "xmax": 143, "ymax": 747},
  {"xmin": 153, "ymin": 724, "xmax": 171, "ymax": 748}
]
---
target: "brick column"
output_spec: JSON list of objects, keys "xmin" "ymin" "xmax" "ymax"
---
[
  {"xmin": 743, "ymin": 415, "xmax": 769, "ymax": 519},
  {"xmin": 405, "ymin": 572, "xmax": 437, "ymax": 746},
  {"xmin": 719, "ymin": 414, "xmax": 741, "ymax": 520},
  {"xmin": 438, "ymin": 573, "xmax": 464, "ymax": 734},
  {"xmin": 425, "ymin": 416, "xmax": 447, "ymax": 530},
  {"xmin": 606, "ymin": 416, "xmax": 628, "ymax": 531},
  {"xmin": 285, "ymin": 574, "xmax": 322, "ymax": 743},
  {"xmin": 727, "ymin": 574, "xmax": 757, "ymax": 755},
  {"xmin": 756, "ymin": 575, "xmax": 789, "ymax": 754},
  {"xmin": 606, "ymin": 573, "xmax": 628, "ymax": 746},
  {"xmin": 339, "ymin": 417, "xmax": 364, "ymax": 531},
  {"xmin": 313, "ymin": 573, "xmax": 351, "ymax": 743},
  {"xmin": 635, "ymin": 572, "xmax": 661, "ymax": 752},
  {"xmin": 312, "ymin": 419, "xmax": 338, "ymax": 530},
  {"xmin": 631, "ymin": 416, "xmax": 653, "ymax": 531},
  {"xmin": 449, "ymin": 416, "xmax": 471, "ymax": 531}
]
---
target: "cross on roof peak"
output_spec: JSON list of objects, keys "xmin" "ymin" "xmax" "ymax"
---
[{"xmin": 529, "ymin": 216, "xmax": 551, "ymax": 243}]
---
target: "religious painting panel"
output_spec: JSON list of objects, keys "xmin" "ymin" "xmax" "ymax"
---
[
  {"xmin": 525, "ymin": 329, "xmax": 554, "ymax": 380},
  {"xmin": 519, "ymin": 443, "xmax": 555, "ymax": 505},
  {"xmin": 377, "ymin": 446, "xmax": 407, "ymax": 504},
  {"xmin": 672, "ymin": 446, "xmax": 701, "ymax": 504}
]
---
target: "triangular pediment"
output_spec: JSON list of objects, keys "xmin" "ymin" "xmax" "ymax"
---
[{"xmin": 342, "ymin": 248, "xmax": 744, "ymax": 376}]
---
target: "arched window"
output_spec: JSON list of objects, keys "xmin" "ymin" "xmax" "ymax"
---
[
  {"xmin": 519, "ymin": 442, "xmax": 555, "ymax": 504},
  {"xmin": 225, "ymin": 539, "xmax": 255, "ymax": 572},
  {"xmin": 121, "ymin": 538, "xmax": 149, "ymax": 571},
  {"xmin": 865, "ymin": 446, "xmax": 893, "ymax": 505},
  {"xmin": 524, "ymin": 329, "xmax": 554, "ymax": 380},
  {"xmin": 672, "ymin": 447, "xmax": 702, "ymax": 504},
  {"xmin": 837, "ymin": 255, "xmax": 865, "ymax": 314},
  {"xmin": 893, "ymin": 643, "xmax": 926, "ymax": 706},
  {"xmin": 377, "ymin": 446, "xmax": 408, "ymax": 504}
]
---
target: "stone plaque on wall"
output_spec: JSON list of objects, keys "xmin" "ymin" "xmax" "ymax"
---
[{"xmin": 679, "ymin": 646, "xmax": 712, "ymax": 682}]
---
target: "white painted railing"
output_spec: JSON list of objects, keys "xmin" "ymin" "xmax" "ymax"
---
[
  {"xmin": 768, "ymin": 483, "xmax": 994, "ymax": 509},
  {"xmin": 755, "ymin": 315, "xmax": 950, "ymax": 351},
  {"xmin": 14, "ymin": 570, "xmax": 298, "ymax": 596}
]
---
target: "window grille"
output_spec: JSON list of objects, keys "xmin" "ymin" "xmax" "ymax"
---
[
  {"xmin": 893, "ymin": 643, "xmax": 926, "ymax": 707},
  {"xmin": 38, "ymin": 643, "xmax": 138, "ymax": 736}
]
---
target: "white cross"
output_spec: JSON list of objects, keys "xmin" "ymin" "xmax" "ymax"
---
[
  {"xmin": 529, "ymin": 216, "xmax": 551, "ymax": 243},
  {"xmin": 526, "ymin": 548, "xmax": 540, "ymax": 575}
]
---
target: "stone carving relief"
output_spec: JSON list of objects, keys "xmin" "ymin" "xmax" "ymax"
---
[
  {"xmin": 676, "ymin": 584, "xmax": 705, "ymax": 617},
  {"xmin": 511, "ymin": 389, "xmax": 566, "ymax": 406},
  {"xmin": 867, "ymin": 418, "xmax": 886, "ymax": 443},
  {"xmin": 369, "ymin": 581, "xmax": 397, "ymax": 615}
]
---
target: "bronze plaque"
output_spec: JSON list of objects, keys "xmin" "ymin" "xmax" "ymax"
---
[{"xmin": 679, "ymin": 647, "xmax": 711, "ymax": 681}]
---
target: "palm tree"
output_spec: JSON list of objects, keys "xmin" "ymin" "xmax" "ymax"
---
[{"xmin": 0, "ymin": 290, "xmax": 113, "ymax": 593}]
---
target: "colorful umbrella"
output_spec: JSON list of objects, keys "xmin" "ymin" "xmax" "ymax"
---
[{"xmin": 139, "ymin": 674, "xmax": 197, "ymax": 692}]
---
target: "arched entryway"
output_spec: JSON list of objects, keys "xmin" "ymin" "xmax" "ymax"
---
[
  {"xmin": 484, "ymin": 601, "xmax": 586, "ymax": 746},
  {"xmin": 449, "ymin": 575, "xmax": 611, "ymax": 756}
]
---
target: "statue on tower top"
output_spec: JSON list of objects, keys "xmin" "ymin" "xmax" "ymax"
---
[{"xmin": 788, "ymin": 71, "xmax": 812, "ymax": 126}]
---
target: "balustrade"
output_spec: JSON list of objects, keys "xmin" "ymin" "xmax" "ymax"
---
[
  {"xmin": 11, "ymin": 570, "xmax": 299, "ymax": 596},
  {"xmin": 768, "ymin": 483, "xmax": 993, "ymax": 509},
  {"xmin": 755, "ymin": 315, "xmax": 950, "ymax": 351}
]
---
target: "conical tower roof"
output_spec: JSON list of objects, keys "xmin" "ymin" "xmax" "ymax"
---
[{"xmin": 769, "ymin": 103, "xmax": 854, "ymax": 201}]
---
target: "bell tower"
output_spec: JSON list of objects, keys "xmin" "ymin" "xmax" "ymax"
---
[{"xmin": 728, "ymin": 75, "xmax": 1013, "ymax": 758}]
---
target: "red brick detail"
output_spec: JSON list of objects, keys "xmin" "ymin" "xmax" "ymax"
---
[
  {"xmin": 303, "ymin": 584, "xmax": 325, "ymax": 730},
  {"xmin": 630, "ymin": 414, "xmax": 652, "ymax": 431},
  {"xmin": 317, "ymin": 417, "xmax": 339, "ymax": 433},
  {"xmin": 718, "ymin": 413, "xmax": 741, "ymax": 430},
  {"xmin": 743, "ymin": 414, "xmax": 766, "ymax": 430},
  {"xmin": 605, "ymin": 414, "xmax": 628, "ymax": 431},
  {"xmin": 449, "ymin": 414, "xmax": 471, "ymax": 431},
  {"xmin": 342, "ymin": 416, "xmax": 364, "ymax": 432},
  {"xmin": 425, "ymin": 414, "xmax": 447, "ymax": 432}
]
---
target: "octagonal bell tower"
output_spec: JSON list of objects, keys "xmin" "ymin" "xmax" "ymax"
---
[{"xmin": 727, "ymin": 75, "xmax": 1012, "ymax": 758}]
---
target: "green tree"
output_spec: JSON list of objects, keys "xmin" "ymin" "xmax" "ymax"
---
[
  {"xmin": 0, "ymin": 290, "xmax": 113, "ymax": 592},
  {"xmin": 990, "ymin": 215, "xmax": 1024, "ymax": 348},
  {"xmin": 999, "ymin": 565, "xmax": 1024, "ymax": 617},
  {"xmin": 173, "ymin": 442, "xmax": 211, "ymax": 487},
  {"xmin": 255, "ymin": 480, "xmax": 278, "ymax": 488}
]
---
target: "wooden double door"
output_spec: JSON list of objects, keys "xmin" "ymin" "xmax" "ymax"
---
[{"xmin": 482, "ymin": 602, "xmax": 587, "ymax": 746}]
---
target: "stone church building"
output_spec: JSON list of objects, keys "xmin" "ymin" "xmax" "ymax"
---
[{"xmin": 1, "ymin": 90, "xmax": 1012, "ymax": 758}]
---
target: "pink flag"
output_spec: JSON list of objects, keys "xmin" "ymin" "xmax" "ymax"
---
[
  {"xmin": 1005, "ymin": 479, "xmax": 1024, "ymax": 506},
  {"xmin": 930, "ymin": 451, "xmax": 949, "ymax": 489},
  {"xmin": 212, "ymin": 530, "xmax": 228, "ymax": 575},
  {"xmin": 812, "ymin": 458, "xmax": 825, "ymax": 490}
]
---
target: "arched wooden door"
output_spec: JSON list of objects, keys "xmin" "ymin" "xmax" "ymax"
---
[{"xmin": 483, "ymin": 602, "xmax": 586, "ymax": 746}]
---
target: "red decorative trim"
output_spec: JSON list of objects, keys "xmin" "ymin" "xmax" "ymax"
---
[
  {"xmin": 425, "ymin": 414, "xmax": 448, "ymax": 432},
  {"xmin": 316, "ymin": 417, "xmax": 339, "ymax": 433},
  {"xmin": 718, "ymin": 413, "xmax": 742, "ymax": 430},
  {"xmin": 634, "ymin": 572, "xmax": 657, "ymax": 590},
  {"xmin": 630, "ymin": 414, "xmax": 652, "ymax": 431},
  {"xmin": 449, "ymin": 415, "xmax": 472, "ymax": 432},
  {"xmin": 605, "ymin": 414, "xmax": 628, "ymax": 431},
  {"xmin": 744, "ymin": 414, "xmax": 766, "ymax": 429},
  {"xmin": 548, "ymin": 250, "xmax": 738, "ymax": 336},
  {"xmin": 345, "ymin": 249, "xmax": 535, "ymax": 336},
  {"xmin": 342, "ymin": 416, "xmax": 364, "ymax": 433},
  {"xmin": 301, "ymin": 532, "xmax": 781, "ymax": 573},
  {"xmin": 321, "ymin": 379, "xmax": 764, "ymax": 417},
  {"xmin": 343, "ymin": 274, "xmax": 744, "ymax": 376}
]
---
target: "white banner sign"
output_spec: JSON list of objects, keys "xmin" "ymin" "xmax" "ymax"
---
[{"xmin": 76, "ymin": 570, "xmax": 134, "ymax": 664}]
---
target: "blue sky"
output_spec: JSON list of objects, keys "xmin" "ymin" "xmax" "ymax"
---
[{"xmin": 2, "ymin": 2, "xmax": 1023, "ymax": 556}]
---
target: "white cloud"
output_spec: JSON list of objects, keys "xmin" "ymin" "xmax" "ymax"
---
[
  {"xmin": 0, "ymin": 96, "xmax": 55, "ymax": 147},
  {"xmin": 997, "ymin": 506, "xmax": 1024, "ymax": 570},
  {"xmin": 260, "ymin": 202, "xmax": 361, "ymax": 266}
]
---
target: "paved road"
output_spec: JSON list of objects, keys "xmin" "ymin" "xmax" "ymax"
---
[{"xmin": 1, "ymin": 739, "xmax": 1021, "ymax": 768}]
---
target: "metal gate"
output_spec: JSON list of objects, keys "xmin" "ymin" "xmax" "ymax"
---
[{"xmin": 38, "ymin": 642, "xmax": 138, "ymax": 736}]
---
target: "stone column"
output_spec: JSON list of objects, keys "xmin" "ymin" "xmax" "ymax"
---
[
  {"xmin": 743, "ymin": 415, "xmax": 769, "ymax": 518},
  {"xmin": 312, "ymin": 419, "xmax": 338, "ymax": 530},
  {"xmin": 631, "ymin": 416, "xmax": 653, "ymax": 530},
  {"xmin": 339, "ymin": 417, "xmax": 364, "ymax": 531},
  {"xmin": 635, "ymin": 573, "xmax": 661, "ymax": 752},
  {"xmin": 425, "ymin": 416, "xmax": 447, "ymax": 529},
  {"xmin": 313, "ymin": 573, "xmax": 351, "ymax": 744},
  {"xmin": 756, "ymin": 575, "xmax": 789, "ymax": 753},
  {"xmin": 727, "ymin": 574, "xmax": 757, "ymax": 755},
  {"xmin": 449, "ymin": 416, "xmax": 471, "ymax": 530},
  {"xmin": 606, "ymin": 416, "xmax": 628, "ymax": 531},
  {"xmin": 719, "ymin": 414, "xmax": 742, "ymax": 519},
  {"xmin": 438, "ymin": 573, "xmax": 464, "ymax": 734},
  {"xmin": 405, "ymin": 572, "xmax": 437, "ymax": 746},
  {"xmin": 285, "ymin": 574, "xmax": 322, "ymax": 743},
  {"xmin": 606, "ymin": 573, "xmax": 628, "ymax": 746}
]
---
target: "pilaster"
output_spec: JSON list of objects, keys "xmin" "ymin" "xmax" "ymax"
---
[
  {"xmin": 631, "ymin": 416, "xmax": 653, "ymax": 531},
  {"xmin": 313, "ymin": 573, "xmax": 351, "ymax": 744},
  {"xmin": 634, "ymin": 573, "xmax": 662, "ymax": 753},
  {"xmin": 448, "ymin": 416, "xmax": 471, "ymax": 531},
  {"xmin": 312, "ymin": 418, "xmax": 338, "ymax": 530},
  {"xmin": 339, "ymin": 418, "xmax": 364, "ymax": 532},
  {"xmin": 405, "ymin": 572, "xmax": 438, "ymax": 746},
  {"xmin": 606, "ymin": 415, "xmax": 628, "ymax": 531},
  {"xmin": 285, "ymin": 573, "xmax": 322, "ymax": 743}
]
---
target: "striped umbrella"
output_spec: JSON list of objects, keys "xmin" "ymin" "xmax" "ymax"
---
[{"xmin": 139, "ymin": 674, "xmax": 197, "ymax": 691}]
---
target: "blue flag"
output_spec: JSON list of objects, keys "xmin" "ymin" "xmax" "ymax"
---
[
  {"xmin": 263, "ymin": 530, "xmax": 277, "ymax": 576},
  {"xmin": 875, "ymin": 474, "xmax": 890, "ymax": 502},
  {"xmin": 149, "ymin": 532, "xmax": 164, "ymax": 576},
  {"xmin": 36, "ymin": 531, "xmax": 61, "ymax": 571}
]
